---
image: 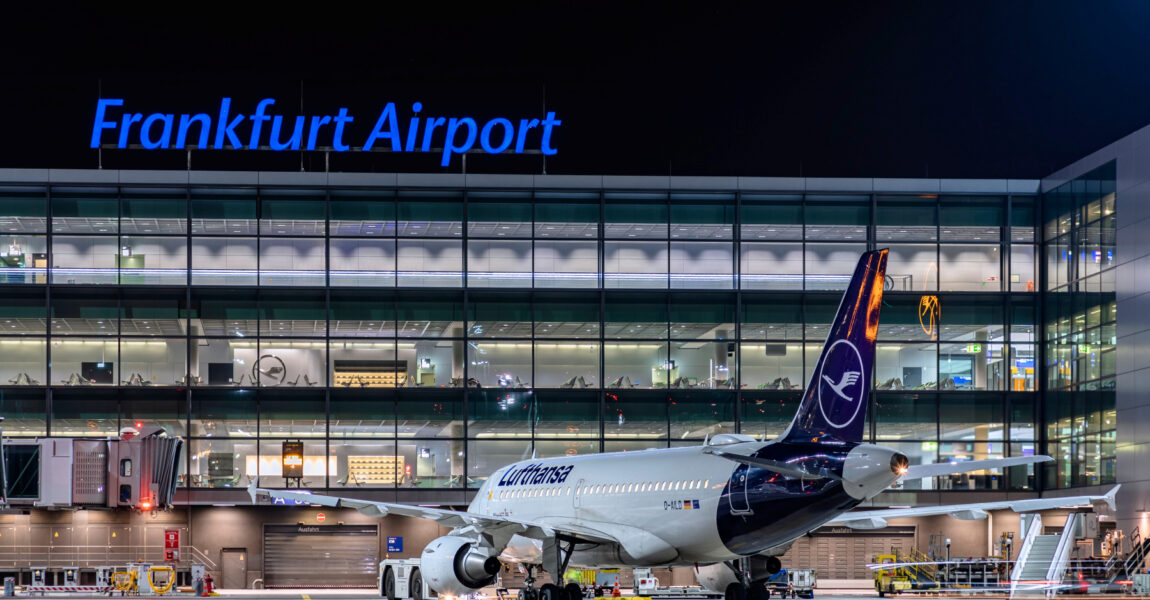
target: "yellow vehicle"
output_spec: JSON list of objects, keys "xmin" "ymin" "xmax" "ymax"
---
[
  {"xmin": 874, "ymin": 555, "xmax": 912, "ymax": 597},
  {"xmin": 873, "ymin": 548, "xmax": 940, "ymax": 597}
]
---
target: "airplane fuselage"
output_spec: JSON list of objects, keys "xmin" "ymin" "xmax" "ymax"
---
[{"xmin": 468, "ymin": 438, "xmax": 885, "ymax": 567}]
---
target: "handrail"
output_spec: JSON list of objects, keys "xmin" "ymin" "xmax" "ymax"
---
[
  {"xmin": 1045, "ymin": 513, "xmax": 1081, "ymax": 597},
  {"xmin": 1010, "ymin": 513, "xmax": 1042, "ymax": 596}
]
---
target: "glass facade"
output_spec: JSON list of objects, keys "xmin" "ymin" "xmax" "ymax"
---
[
  {"xmin": 0, "ymin": 179, "xmax": 1093, "ymax": 495},
  {"xmin": 1042, "ymin": 162, "xmax": 1118, "ymax": 488}
]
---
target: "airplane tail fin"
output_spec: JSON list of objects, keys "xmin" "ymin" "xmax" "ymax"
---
[{"xmin": 781, "ymin": 249, "xmax": 888, "ymax": 444}]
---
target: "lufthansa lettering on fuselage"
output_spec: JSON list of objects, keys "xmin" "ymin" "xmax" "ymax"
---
[{"xmin": 497, "ymin": 463, "xmax": 574, "ymax": 487}]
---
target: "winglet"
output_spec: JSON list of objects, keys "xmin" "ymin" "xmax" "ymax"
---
[{"xmin": 1099, "ymin": 484, "xmax": 1121, "ymax": 513}]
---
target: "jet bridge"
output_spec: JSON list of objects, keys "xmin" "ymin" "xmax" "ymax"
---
[{"xmin": 2, "ymin": 425, "xmax": 183, "ymax": 510}]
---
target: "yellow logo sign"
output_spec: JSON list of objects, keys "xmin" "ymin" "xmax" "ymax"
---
[{"xmin": 919, "ymin": 295, "xmax": 940, "ymax": 339}]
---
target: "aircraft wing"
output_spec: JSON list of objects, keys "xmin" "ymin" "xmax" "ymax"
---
[
  {"xmin": 828, "ymin": 485, "xmax": 1119, "ymax": 530},
  {"xmin": 902, "ymin": 456, "xmax": 1053, "ymax": 480},
  {"xmin": 246, "ymin": 479, "xmax": 675, "ymax": 560}
]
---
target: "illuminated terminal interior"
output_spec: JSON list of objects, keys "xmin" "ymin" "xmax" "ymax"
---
[{"xmin": 0, "ymin": 168, "xmax": 1115, "ymax": 497}]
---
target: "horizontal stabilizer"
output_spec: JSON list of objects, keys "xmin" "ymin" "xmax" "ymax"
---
[
  {"xmin": 704, "ymin": 447, "xmax": 842, "ymax": 481},
  {"xmin": 903, "ymin": 455, "xmax": 1052, "ymax": 480}
]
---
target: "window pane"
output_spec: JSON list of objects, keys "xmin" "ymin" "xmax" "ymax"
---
[
  {"xmin": 330, "ymin": 190, "xmax": 395, "ymax": 237},
  {"xmin": 52, "ymin": 192, "xmax": 117, "ymax": 234},
  {"xmin": 51, "ymin": 338, "xmax": 119, "ymax": 386},
  {"xmin": 804, "ymin": 196, "xmax": 868, "ymax": 241},
  {"xmin": 876, "ymin": 342, "xmax": 937, "ymax": 390},
  {"xmin": 330, "ymin": 239, "xmax": 396, "ymax": 287},
  {"xmin": 670, "ymin": 242, "xmax": 732, "ymax": 289},
  {"xmin": 192, "ymin": 237, "xmax": 257, "ymax": 286},
  {"xmin": 0, "ymin": 339, "xmax": 45, "ymax": 385},
  {"xmin": 118, "ymin": 236, "xmax": 187, "ymax": 285},
  {"xmin": 885, "ymin": 244, "xmax": 937, "ymax": 292},
  {"xmin": 940, "ymin": 393, "xmax": 1003, "ymax": 440},
  {"xmin": 1010, "ymin": 244, "xmax": 1036, "ymax": 292},
  {"xmin": 604, "ymin": 390, "xmax": 666, "ymax": 438},
  {"xmin": 397, "ymin": 292, "xmax": 463, "ymax": 338},
  {"xmin": 1009, "ymin": 344, "xmax": 1036, "ymax": 392},
  {"xmin": 190, "ymin": 289, "xmax": 257, "ymax": 337},
  {"xmin": 875, "ymin": 393, "xmax": 936, "ymax": 441},
  {"xmin": 330, "ymin": 291, "xmax": 396, "ymax": 338},
  {"xmin": 52, "ymin": 389, "xmax": 117, "ymax": 436},
  {"xmin": 670, "ymin": 294, "xmax": 734, "ymax": 340},
  {"xmin": 330, "ymin": 389, "xmax": 395, "ymax": 437},
  {"xmin": 604, "ymin": 342, "xmax": 668, "ymax": 389},
  {"xmin": 741, "ymin": 294, "xmax": 802, "ymax": 340},
  {"xmin": 397, "ymin": 192, "xmax": 462, "ymax": 237},
  {"xmin": 739, "ymin": 243, "xmax": 802, "ymax": 290},
  {"xmin": 399, "ymin": 439, "xmax": 463, "ymax": 488},
  {"xmin": 940, "ymin": 244, "xmax": 1001, "ymax": 291},
  {"xmin": 467, "ymin": 342, "xmax": 531, "ymax": 388},
  {"xmin": 605, "ymin": 294, "xmax": 666, "ymax": 340},
  {"xmin": 670, "ymin": 195, "xmax": 734, "ymax": 240},
  {"xmin": 121, "ymin": 389, "xmax": 186, "ymax": 436},
  {"xmin": 1011, "ymin": 197, "xmax": 1036, "ymax": 243},
  {"xmin": 605, "ymin": 195, "xmax": 667, "ymax": 239},
  {"xmin": 468, "ymin": 440, "xmax": 530, "ymax": 487},
  {"xmin": 398, "ymin": 389, "xmax": 463, "ymax": 437},
  {"xmin": 534, "ymin": 294, "xmax": 599, "ymax": 339},
  {"xmin": 255, "ymin": 440, "xmax": 326, "ymax": 488},
  {"xmin": 535, "ymin": 342, "xmax": 599, "ymax": 388},
  {"xmin": 188, "ymin": 438, "xmax": 255, "ymax": 488},
  {"xmin": 468, "ymin": 240, "xmax": 532, "ymax": 287},
  {"xmin": 739, "ymin": 390, "xmax": 800, "ymax": 439},
  {"xmin": 669, "ymin": 390, "xmax": 734, "ymax": 438},
  {"xmin": 469, "ymin": 193, "xmax": 531, "ymax": 238},
  {"xmin": 939, "ymin": 342, "xmax": 1004, "ymax": 391},
  {"xmin": 191, "ymin": 189, "xmax": 258, "ymax": 236},
  {"xmin": 0, "ymin": 288, "xmax": 46, "ymax": 334},
  {"xmin": 740, "ymin": 194, "xmax": 802, "ymax": 241},
  {"xmin": 397, "ymin": 239, "xmax": 462, "ymax": 287},
  {"xmin": 261, "ymin": 291, "xmax": 326, "ymax": 338},
  {"xmin": 121, "ymin": 338, "xmax": 187, "ymax": 386},
  {"xmin": 260, "ymin": 238, "xmax": 325, "ymax": 286},
  {"xmin": 605, "ymin": 241, "xmax": 667, "ymax": 289},
  {"xmin": 740, "ymin": 343, "xmax": 803, "ymax": 390},
  {"xmin": 670, "ymin": 342, "xmax": 736, "ymax": 389},
  {"xmin": 259, "ymin": 390, "xmax": 325, "ymax": 437},
  {"xmin": 937, "ymin": 441, "xmax": 1005, "ymax": 490},
  {"xmin": 191, "ymin": 389, "xmax": 258, "ymax": 436},
  {"xmin": 940, "ymin": 196, "xmax": 1003, "ymax": 241},
  {"xmin": 534, "ymin": 389, "xmax": 599, "ymax": 436},
  {"xmin": 0, "ymin": 187, "xmax": 47, "ymax": 233},
  {"xmin": 805, "ymin": 243, "xmax": 867, "ymax": 290},
  {"xmin": 879, "ymin": 294, "xmax": 939, "ymax": 342},
  {"xmin": 52, "ymin": 236, "xmax": 118, "ymax": 284},
  {"xmin": 0, "ymin": 234, "xmax": 48, "ymax": 284},
  {"xmin": 192, "ymin": 338, "xmax": 249, "ymax": 386},
  {"xmin": 535, "ymin": 440, "xmax": 599, "ymax": 459},
  {"xmin": 876, "ymin": 197, "xmax": 936, "ymax": 242},
  {"xmin": 0, "ymin": 390, "xmax": 47, "ymax": 437},
  {"xmin": 534, "ymin": 240, "xmax": 598, "ymax": 288},
  {"xmin": 534, "ymin": 194, "xmax": 598, "ymax": 239},
  {"xmin": 121, "ymin": 190, "xmax": 186, "ymax": 235},
  {"xmin": 260, "ymin": 190, "xmax": 325, "ymax": 236},
  {"xmin": 939, "ymin": 295, "xmax": 1004, "ymax": 342},
  {"xmin": 332, "ymin": 440, "xmax": 399, "ymax": 488},
  {"xmin": 329, "ymin": 340, "xmax": 402, "ymax": 388},
  {"xmin": 243, "ymin": 339, "xmax": 325, "ymax": 388}
]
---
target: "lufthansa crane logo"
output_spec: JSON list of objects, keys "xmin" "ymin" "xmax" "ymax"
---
[
  {"xmin": 919, "ymin": 295, "xmax": 940, "ymax": 339},
  {"xmin": 817, "ymin": 339, "xmax": 866, "ymax": 429}
]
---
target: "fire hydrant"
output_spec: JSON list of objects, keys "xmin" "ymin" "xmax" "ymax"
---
[{"xmin": 202, "ymin": 574, "xmax": 214, "ymax": 596}]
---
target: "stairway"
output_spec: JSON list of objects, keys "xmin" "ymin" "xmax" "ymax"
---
[{"xmin": 1017, "ymin": 535, "xmax": 1061, "ymax": 581}]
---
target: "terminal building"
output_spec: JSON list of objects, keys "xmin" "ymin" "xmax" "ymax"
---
[{"xmin": 0, "ymin": 121, "xmax": 1145, "ymax": 587}]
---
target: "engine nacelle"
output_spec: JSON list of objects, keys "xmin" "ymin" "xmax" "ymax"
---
[
  {"xmin": 420, "ymin": 535, "xmax": 501, "ymax": 595},
  {"xmin": 843, "ymin": 443, "xmax": 907, "ymax": 500},
  {"xmin": 694, "ymin": 562, "xmax": 739, "ymax": 594}
]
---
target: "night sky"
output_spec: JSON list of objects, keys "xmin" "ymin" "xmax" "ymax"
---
[{"xmin": 4, "ymin": 2, "xmax": 1150, "ymax": 178}]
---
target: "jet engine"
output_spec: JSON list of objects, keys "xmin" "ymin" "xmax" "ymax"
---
[{"xmin": 419, "ymin": 535, "xmax": 502, "ymax": 595}]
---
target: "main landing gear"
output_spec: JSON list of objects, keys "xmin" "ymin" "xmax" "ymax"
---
[
  {"xmin": 723, "ymin": 557, "xmax": 782, "ymax": 600},
  {"xmin": 518, "ymin": 535, "xmax": 588, "ymax": 600}
]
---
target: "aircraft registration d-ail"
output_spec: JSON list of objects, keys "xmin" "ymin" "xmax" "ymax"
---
[{"xmin": 251, "ymin": 250, "xmax": 1118, "ymax": 600}]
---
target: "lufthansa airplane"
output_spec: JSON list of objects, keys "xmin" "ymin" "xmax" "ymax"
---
[{"xmin": 251, "ymin": 250, "xmax": 1118, "ymax": 600}]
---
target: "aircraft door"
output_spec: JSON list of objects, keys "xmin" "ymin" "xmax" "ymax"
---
[
  {"xmin": 727, "ymin": 465, "xmax": 752, "ymax": 514},
  {"xmin": 573, "ymin": 479, "xmax": 584, "ymax": 509}
]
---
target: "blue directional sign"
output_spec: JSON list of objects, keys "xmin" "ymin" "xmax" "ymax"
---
[{"xmin": 387, "ymin": 536, "xmax": 403, "ymax": 553}]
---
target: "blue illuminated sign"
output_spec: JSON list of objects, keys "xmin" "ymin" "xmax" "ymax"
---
[
  {"xmin": 91, "ymin": 98, "xmax": 561, "ymax": 167},
  {"xmin": 387, "ymin": 536, "xmax": 403, "ymax": 553}
]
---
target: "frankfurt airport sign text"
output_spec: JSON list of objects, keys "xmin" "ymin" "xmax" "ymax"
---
[{"xmin": 90, "ymin": 98, "xmax": 561, "ymax": 166}]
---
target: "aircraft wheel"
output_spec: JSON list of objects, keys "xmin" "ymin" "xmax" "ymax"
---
[
  {"xmin": 540, "ymin": 583, "xmax": 562, "ymax": 600},
  {"xmin": 383, "ymin": 567, "xmax": 396, "ymax": 600},
  {"xmin": 410, "ymin": 569, "xmax": 423, "ymax": 600},
  {"xmin": 747, "ymin": 581, "xmax": 769, "ymax": 600},
  {"xmin": 565, "ymin": 583, "xmax": 584, "ymax": 600},
  {"xmin": 725, "ymin": 582, "xmax": 747, "ymax": 600}
]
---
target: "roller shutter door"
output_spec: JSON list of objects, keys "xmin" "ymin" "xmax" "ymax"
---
[
  {"xmin": 780, "ymin": 525, "xmax": 914, "ymax": 580},
  {"xmin": 263, "ymin": 524, "xmax": 379, "ymax": 587}
]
